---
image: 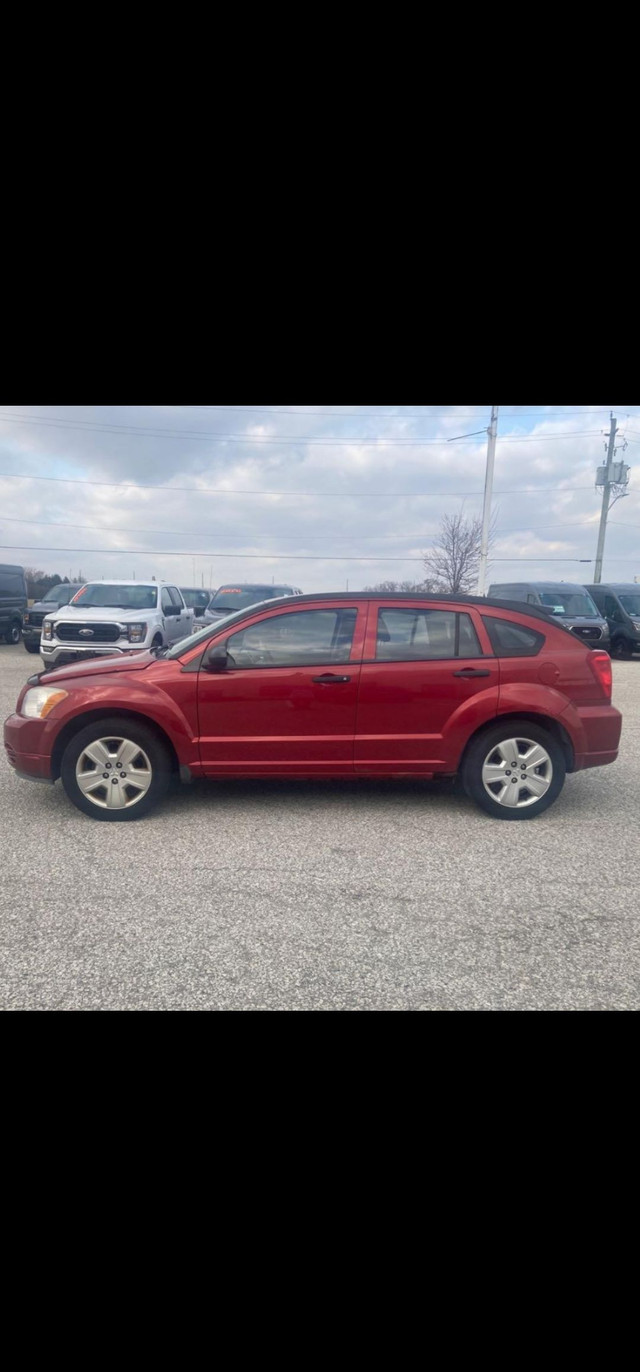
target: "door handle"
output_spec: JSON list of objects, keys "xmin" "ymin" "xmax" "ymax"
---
[
  {"xmin": 312, "ymin": 674, "xmax": 352, "ymax": 684},
  {"xmin": 453, "ymin": 668, "xmax": 491, "ymax": 677}
]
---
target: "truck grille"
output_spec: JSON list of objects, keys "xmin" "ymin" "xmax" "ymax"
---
[
  {"xmin": 28, "ymin": 612, "xmax": 45, "ymax": 628},
  {"xmin": 571, "ymin": 626, "xmax": 603, "ymax": 642},
  {"xmin": 56, "ymin": 622, "xmax": 121, "ymax": 643}
]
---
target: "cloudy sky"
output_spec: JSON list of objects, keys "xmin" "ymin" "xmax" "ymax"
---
[{"xmin": 0, "ymin": 405, "xmax": 638, "ymax": 592}]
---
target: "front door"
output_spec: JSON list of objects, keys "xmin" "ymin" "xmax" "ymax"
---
[
  {"xmin": 355, "ymin": 602, "xmax": 499, "ymax": 774},
  {"xmin": 196, "ymin": 603, "xmax": 366, "ymax": 774}
]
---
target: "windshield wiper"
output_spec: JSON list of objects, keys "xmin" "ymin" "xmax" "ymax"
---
[{"xmin": 151, "ymin": 643, "xmax": 169, "ymax": 658}]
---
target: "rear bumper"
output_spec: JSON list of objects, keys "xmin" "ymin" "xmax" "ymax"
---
[
  {"xmin": 4, "ymin": 713, "xmax": 53, "ymax": 781},
  {"xmin": 561, "ymin": 702, "xmax": 622, "ymax": 771}
]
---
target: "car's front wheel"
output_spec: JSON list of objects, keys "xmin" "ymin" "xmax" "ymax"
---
[
  {"xmin": 24, "ymin": 640, "xmax": 40, "ymax": 654},
  {"xmin": 61, "ymin": 717, "xmax": 172, "ymax": 821},
  {"xmin": 462, "ymin": 722, "xmax": 566, "ymax": 821}
]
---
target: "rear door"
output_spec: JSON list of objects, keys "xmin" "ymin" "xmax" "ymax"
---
[
  {"xmin": 196, "ymin": 602, "xmax": 367, "ymax": 774},
  {"xmin": 355, "ymin": 601, "xmax": 499, "ymax": 774}
]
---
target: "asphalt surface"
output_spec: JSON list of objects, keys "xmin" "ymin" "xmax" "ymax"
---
[{"xmin": 1, "ymin": 641, "xmax": 638, "ymax": 1011}]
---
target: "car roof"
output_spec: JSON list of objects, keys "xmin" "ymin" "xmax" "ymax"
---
[
  {"xmin": 489, "ymin": 581, "xmax": 591, "ymax": 590},
  {"xmin": 212, "ymin": 590, "xmax": 568, "ymax": 630},
  {"xmin": 584, "ymin": 582, "xmax": 639, "ymax": 592},
  {"xmin": 81, "ymin": 579, "xmax": 167, "ymax": 587},
  {"xmin": 215, "ymin": 582, "xmax": 295, "ymax": 590}
]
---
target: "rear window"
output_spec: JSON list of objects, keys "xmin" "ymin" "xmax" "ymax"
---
[
  {"xmin": 482, "ymin": 617, "xmax": 544, "ymax": 657},
  {"xmin": 376, "ymin": 609, "xmax": 482, "ymax": 660}
]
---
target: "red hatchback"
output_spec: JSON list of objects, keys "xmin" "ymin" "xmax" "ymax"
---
[{"xmin": 3, "ymin": 593, "xmax": 622, "ymax": 822}]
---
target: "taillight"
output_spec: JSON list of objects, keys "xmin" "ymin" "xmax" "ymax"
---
[{"xmin": 588, "ymin": 650, "xmax": 612, "ymax": 701}]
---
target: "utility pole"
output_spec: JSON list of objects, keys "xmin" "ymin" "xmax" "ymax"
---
[
  {"xmin": 594, "ymin": 413, "xmax": 618, "ymax": 584},
  {"xmin": 477, "ymin": 405, "xmax": 498, "ymax": 596}
]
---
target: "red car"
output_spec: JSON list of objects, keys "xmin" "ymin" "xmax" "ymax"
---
[{"xmin": 3, "ymin": 593, "xmax": 622, "ymax": 823}]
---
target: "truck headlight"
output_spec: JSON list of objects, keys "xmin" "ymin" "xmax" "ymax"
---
[
  {"xmin": 127, "ymin": 623, "xmax": 147, "ymax": 643},
  {"xmin": 21, "ymin": 687, "xmax": 68, "ymax": 719},
  {"xmin": 42, "ymin": 621, "xmax": 53, "ymax": 640}
]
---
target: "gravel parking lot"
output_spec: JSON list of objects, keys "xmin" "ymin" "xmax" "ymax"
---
[{"xmin": 1, "ymin": 641, "xmax": 638, "ymax": 1010}]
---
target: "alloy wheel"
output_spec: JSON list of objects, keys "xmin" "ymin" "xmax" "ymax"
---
[
  {"xmin": 75, "ymin": 736, "xmax": 152, "ymax": 811},
  {"xmin": 482, "ymin": 736, "xmax": 553, "ymax": 810}
]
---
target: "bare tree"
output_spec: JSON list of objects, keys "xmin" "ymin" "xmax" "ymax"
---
[
  {"xmin": 363, "ymin": 578, "xmax": 437, "ymax": 593},
  {"xmin": 423, "ymin": 512, "xmax": 495, "ymax": 595}
]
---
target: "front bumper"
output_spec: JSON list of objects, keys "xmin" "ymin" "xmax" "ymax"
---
[
  {"xmin": 4, "ymin": 712, "xmax": 53, "ymax": 781},
  {"xmin": 40, "ymin": 641, "xmax": 143, "ymax": 667},
  {"xmin": 22, "ymin": 626, "xmax": 41, "ymax": 645}
]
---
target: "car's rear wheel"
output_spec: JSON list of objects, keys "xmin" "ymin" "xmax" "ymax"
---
[
  {"xmin": 5, "ymin": 620, "xmax": 21, "ymax": 645},
  {"xmin": 61, "ymin": 717, "xmax": 172, "ymax": 821},
  {"xmin": 612, "ymin": 637, "xmax": 634, "ymax": 659},
  {"xmin": 24, "ymin": 640, "xmax": 40, "ymax": 654},
  {"xmin": 462, "ymin": 722, "xmax": 566, "ymax": 821}
]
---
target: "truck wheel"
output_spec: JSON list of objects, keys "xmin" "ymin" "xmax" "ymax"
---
[
  {"xmin": 24, "ymin": 640, "xmax": 40, "ymax": 654},
  {"xmin": 61, "ymin": 717, "xmax": 172, "ymax": 821},
  {"xmin": 5, "ymin": 620, "xmax": 21, "ymax": 645},
  {"xmin": 462, "ymin": 721, "xmax": 566, "ymax": 821}
]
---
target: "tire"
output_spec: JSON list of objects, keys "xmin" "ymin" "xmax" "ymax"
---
[
  {"xmin": 151, "ymin": 634, "xmax": 163, "ymax": 650},
  {"xmin": 61, "ymin": 716, "xmax": 172, "ymax": 821},
  {"xmin": 24, "ymin": 640, "xmax": 40, "ymax": 654},
  {"xmin": 5, "ymin": 620, "xmax": 21, "ymax": 645},
  {"xmin": 462, "ymin": 720, "xmax": 566, "ymax": 821},
  {"xmin": 611, "ymin": 638, "xmax": 633, "ymax": 659}
]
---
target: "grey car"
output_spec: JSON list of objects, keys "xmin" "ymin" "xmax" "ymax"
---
[{"xmin": 203, "ymin": 583, "xmax": 303, "ymax": 625}]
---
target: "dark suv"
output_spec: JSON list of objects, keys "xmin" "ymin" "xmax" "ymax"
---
[
  {"xmin": 4, "ymin": 593, "xmax": 622, "ymax": 824},
  {"xmin": 22, "ymin": 583, "xmax": 84, "ymax": 654},
  {"xmin": 0, "ymin": 564, "xmax": 28, "ymax": 645}
]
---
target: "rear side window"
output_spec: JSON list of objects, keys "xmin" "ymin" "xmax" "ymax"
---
[
  {"xmin": 168, "ymin": 587, "xmax": 184, "ymax": 609},
  {"xmin": 376, "ymin": 609, "xmax": 482, "ymax": 660},
  {"xmin": 0, "ymin": 571, "xmax": 25, "ymax": 596},
  {"xmin": 482, "ymin": 617, "xmax": 544, "ymax": 657}
]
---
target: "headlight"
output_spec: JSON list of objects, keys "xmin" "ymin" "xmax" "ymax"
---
[
  {"xmin": 23, "ymin": 613, "xmax": 30, "ymax": 623},
  {"xmin": 126, "ymin": 622, "xmax": 147, "ymax": 643},
  {"xmin": 42, "ymin": 621, "xmax": 53, "ymax": 640},
  {"xmin": 635, "ymin": 623, "xmax": 640, "ymax": 633},
  {"xmin": 21, "ymin": 687, "xmax": 68, "ymax": 719}
]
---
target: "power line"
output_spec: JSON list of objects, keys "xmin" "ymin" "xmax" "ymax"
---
[
  {"xmin": 0, "ymin": 411, "xmax": 607, "ymax": 444},
  {"xmin": 0, "ymin": 471, "xmax": 599, "ymax": 497},
  {"xmin": 0, "ymin": 543, "xmax": 603, "ymax": 564},
  {"xmin": 0, "ymin": 513, "xmax": 604, "ymax": 540}
]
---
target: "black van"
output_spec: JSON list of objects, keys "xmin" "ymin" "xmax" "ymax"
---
[
  {"xmin": 0, "ymin": 564, "xmax": 28, "ymax": 645},
  {"xmin": 487, "ymin": 582, "xmax": 610, "ymax": 647},
  {"xmin": 583, "ymin": 584, "xmax": 640, "ymax": 658}
]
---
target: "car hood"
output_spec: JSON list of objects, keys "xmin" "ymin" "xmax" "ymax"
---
[
  {"xmin": 42, "ymin": 606, "xmax": 155, "ymax": 623},
  {"xmin": 38, "ymin": 650, "xmax": 157, "ymax": 684}
]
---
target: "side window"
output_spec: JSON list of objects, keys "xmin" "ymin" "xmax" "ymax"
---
[
  {"xmin": 376, "ymin": 609, "xmax": 481, "ymax": 661},
  {"xmin": 605, "ymin": 596, "xmax": 622, "ymax": 622},
  {"xmin": 526, "ymin": 594, "xmax": 538, "ymax": 604},
  {"xmin": 168, "ymin": 587, "xmax": 184, "ymax": 609},
  {"xmin": 482, "ymin": 617, "xmax": 544, "ymax": 657},
  {"xmin": 161, "ymin": 588, "xmax": 174, "ymax": 614},
  {"xmin": 227, "ymin": 609, "xmax": 357, "ymax": 668},
  {"xmin": 0, "ymin": 572, "xmax": 25, "ymax": 597}
]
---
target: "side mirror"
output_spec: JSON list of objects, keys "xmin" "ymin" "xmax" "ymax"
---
[{"xmin": 203, "ymin": 642, "xmax": 229, "ymax": 673}]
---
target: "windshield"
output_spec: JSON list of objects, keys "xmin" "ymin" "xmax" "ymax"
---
[
  {"xmin": 181, "ymin": 588, "xmax": 211, "ymax": 610},
  {"xmin": 539, "ymin": 591, "xmax": 600, "ymax": 618},
  {"xmin": 166, "ymin": 606, "xmax": 253, "ymax": 659},
  {"xmin": 70, "ymin": 583, "xmax": 158, "ymax": 610},
  {"xmin": 209, "ymin": 586, "xmax": 292, "ymax": 613},
  {"xmin": 43, "ymin": 584, "xmax": 75, "ymax": 603},
  {"xmin": 619, "ymin": 594, "xmax": 640, "ymax": 616}
]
